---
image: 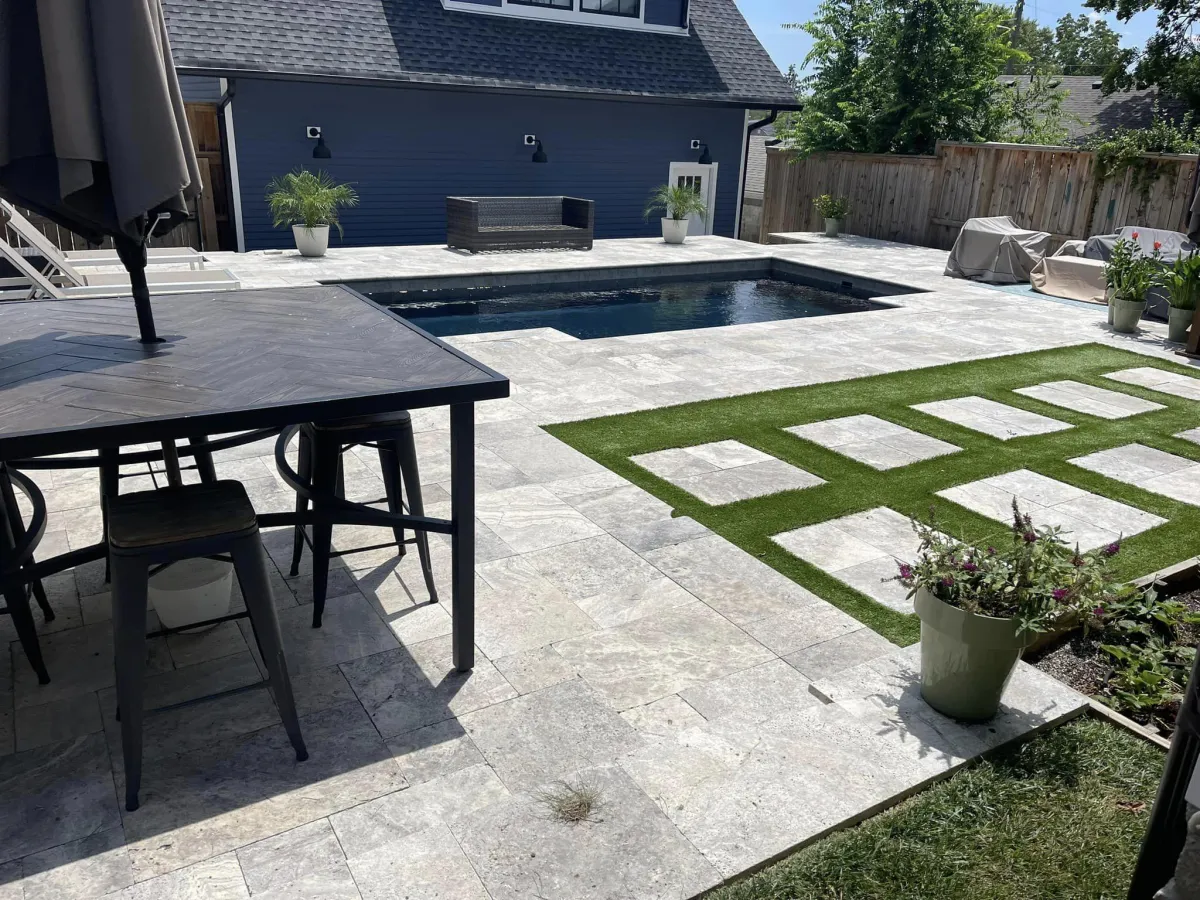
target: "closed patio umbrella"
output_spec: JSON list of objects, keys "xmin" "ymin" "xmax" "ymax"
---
[{"xmin": 0, "ymin": 0, "xmax": 201, "ymax": 343}]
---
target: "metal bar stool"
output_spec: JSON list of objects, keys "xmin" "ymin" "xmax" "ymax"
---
[
  {"xmin": 0, "ymin": 463, "xmax": 53, "ymax": 684},
  {"xmin": 282, "ymin": 411, "xmax": 437, "ymax": 628},
  {"xmin": 108, "ymin": 480, "xmax": 307, "ymax": 811}
]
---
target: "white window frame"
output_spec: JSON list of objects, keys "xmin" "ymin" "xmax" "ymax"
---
[{"xmin": 441, "ymin": 0, "xmax": 688, "ymax": 34}]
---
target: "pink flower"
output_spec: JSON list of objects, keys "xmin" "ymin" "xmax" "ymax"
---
[
  {"xmin": 898, "ymin": 563, "xmax": 915, "ymax": 581},
  {"xmin": 1154, "ymin": 240, "xmax": 1163, "ymax": 250},
  {"xmin": 1101, "ymin": 541, "xmax": 1121, "ymax": 557},
  {"xmin": 940, "ymin": 575, "xmax": 955, "ymax": 587},
  {"xmin": 1023, "ymin": 531, "xmax": 1038, "ymax": 544},
  {"xmin": 1132, "ymin": 231, "xmax": 1140, "ymax": 240},
  {"xmin": 1052, "ymin": 588, "xmax": 1069, "ymax": 601},
  {"xmin": 1093, "ymin": 606, "xmax": 1105, "ymax": 617},
  {"xmin": 962, "ymin": 561, "xmax": 979, "ymax": 573}
]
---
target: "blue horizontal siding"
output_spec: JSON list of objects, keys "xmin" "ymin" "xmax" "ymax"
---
[
  {"xmin": 645, "ymin": 0, "xmax": 686, "ymax": 27},
  {"xmin": 228, "ymin": 78, "xmax": 745, "ymax": 250}
]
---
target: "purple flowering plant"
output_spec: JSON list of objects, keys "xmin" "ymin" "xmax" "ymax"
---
[{"xmin": 896, "ymin": 500, "xmax": 1133, "ymax": 635}]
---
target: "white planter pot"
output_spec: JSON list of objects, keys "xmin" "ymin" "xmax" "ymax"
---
[
  {"xmin": 824, "ymin": 217, "xmax": 842, "ymax": 238},
  {"xmin": 293, "ymin": 224, "xmax": 330, "ymax": 257},
  {"xmin": 148, "ymin": 557, "xmax": 234, "ymax": 632},
  {"xmin": 661, "ymin": 218, "xmax": 689, "ymax": 245}
]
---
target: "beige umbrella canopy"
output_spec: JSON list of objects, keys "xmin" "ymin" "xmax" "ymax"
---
[{"xmin": 0, "ymin": 0, "xmax": 202, "ymax": 341}]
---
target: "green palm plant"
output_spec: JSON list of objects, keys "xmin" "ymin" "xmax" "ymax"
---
[
  {"xmin": 265, "ymin": 169, "xmax": 358, "ymax": 236},
  {"xmin": 644, "ymin": 183, "xmax": 707, "ymax": 222}
]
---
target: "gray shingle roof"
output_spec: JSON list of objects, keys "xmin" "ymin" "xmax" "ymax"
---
[
  {"xmin": 1006, "ymin": 75, "xmax": 1188, "ymax": 140},
  {"xmin": 162, "ymin": 0, "xmax": 800, "ymax": 108}
]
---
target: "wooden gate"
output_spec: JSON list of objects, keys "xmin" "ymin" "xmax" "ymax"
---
[{"xmin": 5, "ymin": 102, "xmax": 230, "ymax": 253}]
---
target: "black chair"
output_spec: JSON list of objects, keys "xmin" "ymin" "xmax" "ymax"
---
[
  {"xmin": 282, "ymin": 412, "xmax": 437, "ymax": 628},
  {"xmin": 0, "ymin": 463, "xmax": 53, "ymax": 684},
  {"xmin": 108, "ymin": 480, "xmax": 307, "ymax": 811}
]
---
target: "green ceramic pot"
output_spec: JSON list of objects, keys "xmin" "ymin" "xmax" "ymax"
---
[
  {"xmin": 1169, "ymin": 306, "xmax": 1193, "ymax": 343},
  {"xmin": 1109, "ymin": 296, "xmax": 1146, "ymax": 334},
  {"xmin": 914, "ymin": 588, "xmax": 1032, "ymax": 722}
]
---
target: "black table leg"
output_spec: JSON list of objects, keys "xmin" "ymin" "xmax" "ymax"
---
[{"xmin": 450, "ymin": 402, "xmax": 474, "ymax": 673}]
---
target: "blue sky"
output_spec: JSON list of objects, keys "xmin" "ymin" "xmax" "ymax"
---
[{"xmin": 735, "ymin": 0, "xmax": 1160, "ymax": 75}]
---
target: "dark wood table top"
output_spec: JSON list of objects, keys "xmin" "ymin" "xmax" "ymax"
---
[{"xmin": 0, "ymin": 285, "xmax": 509, "ymax": 458}]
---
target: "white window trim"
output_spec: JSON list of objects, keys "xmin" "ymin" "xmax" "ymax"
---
[{"xmin": 441, "ymin": 0, "xmax": 688, "ymax": 34}]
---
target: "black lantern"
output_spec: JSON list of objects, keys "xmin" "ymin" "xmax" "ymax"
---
[
  {"xmin": 697, "ymin": 142, "xmax": 712, "ymax": 165},
  {"xmin": 313, "ymin": 135, "xmax": 332, "ymax": 159},
  {"xmin": 531, "ymin": 139, "xmax": 547, "ymax": 163}
]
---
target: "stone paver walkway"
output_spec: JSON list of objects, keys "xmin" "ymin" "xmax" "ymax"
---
[
  {"xmin": 1012, "ymin": 380, "xmax": 1165, "ymax": 419},
  {"xmin": 912, "ymin": 396, "xmax": 1072, "ymax": 440},
  {"xmin": 938, "ymin": 469, "xmax": 1165, "ymax": 549},
  {"xmin": 630, "ymin": 440, "xmax": 823, "ymax": 505},
  {"xmin": 5, "ymin": 232, "xmax": 1179, "ymax": 899},
  {"xmin": 772, "ymin": 508, "xmax": 925, "ymax": 613},
  {"xmin": 786, "ymin": 415, "xmax": 960, "ymax": 470},
  {"xmin": 1070, "ymin": 443, "xmax": 1200, "ymax": 506},
  {"xmin": 1105, "ymin": 367, "xmax": 1200, "ymax": 402}
]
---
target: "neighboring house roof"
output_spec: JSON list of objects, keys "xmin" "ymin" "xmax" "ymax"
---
[
  {"xmin": 162, "ymin": 0, "xmax": 800, "ymax": 108},
  {"xmin": 1006, "ymin": 75, "xmax": 1188, "ymax": 140}
]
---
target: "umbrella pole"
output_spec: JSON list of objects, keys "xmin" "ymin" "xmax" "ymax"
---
[{"xmin": 113, "ymin": 236, "xmax": 159, "ymax": 344}]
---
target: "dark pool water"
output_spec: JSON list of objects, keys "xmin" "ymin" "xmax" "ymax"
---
[{"xmin": 372, "ymin": 277, "xmax": 891, "ymax": 340}]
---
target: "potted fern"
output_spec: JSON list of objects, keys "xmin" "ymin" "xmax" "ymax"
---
[
  {"xmin": 897, "ymin": 502, "xmax": 1129, "ymax": 721},
  {"xmin": 1164, "ymin": 251, "xmax": 1200, "ymax": 343},
  {"xmin": 265, "ymin": 168, "xmax": 359, "ymax": 257},
  {"xmin": 813, "ymin": 194, "xmax": 850, "ymax": 237},
  {"xmin": 1105, "ymin": 235, "xmax": 1161, "ymax": 334},
  {"xmin": 645, "ymin": 184, "xmax": 707, "ymax": 245}
]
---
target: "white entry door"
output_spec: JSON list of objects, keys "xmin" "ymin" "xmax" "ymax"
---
[{"xmin": 667, "ymin": 162, "xmax": 718, "ymax": 236}]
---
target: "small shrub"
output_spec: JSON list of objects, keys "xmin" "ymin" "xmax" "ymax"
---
[
  {"xmin": 265, "ymin": 168, "xmax": 358, "ymax": 235},
  {"xmin": 644, "ymin": 184, "xmax": 707, "ymax": 222},
  {"xmin": 1105, "ymin": 236, "xmax": 1162, "ymax": 302},
  {"xmin": 812, "ymin": 194, "xmax": 850, "ymax": 220}
]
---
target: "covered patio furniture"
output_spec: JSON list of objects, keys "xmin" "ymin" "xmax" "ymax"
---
[
  {"xmin": 944, "ymin": 216, "xmax": 1050, "ymax": 284},
  {"xmin": 1030, "ymin": 250, "xmax": 1107, "ymax": 304}
]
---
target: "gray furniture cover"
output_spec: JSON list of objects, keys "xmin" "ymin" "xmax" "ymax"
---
[{"xmin": 944, "ymin": 216, "xmax": 1051, "ymax": 284}]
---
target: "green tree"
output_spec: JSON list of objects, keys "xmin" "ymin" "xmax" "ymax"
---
[
  {"xmin": 1086, "ymin": 0, "xmax": 1200, "ymax": 110},
  {"xmin": 783, "ymin": 0, "xmax": 1020, "ymax": 155},
  {"xmin": 1008, "ymin": 18, "xmax": 1056, "ymax": 74},
  {"xmin": 997, "ymin": 73, "xmax": 1073, "ymax": 143},
  {"xmin": 1052, "ymin": 14, "xmax": 1122, "ymax": 75}
]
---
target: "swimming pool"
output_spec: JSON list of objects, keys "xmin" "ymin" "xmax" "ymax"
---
[{"xmin": 369, "ymin": 269, "xmax": 906, "ymax": 340}]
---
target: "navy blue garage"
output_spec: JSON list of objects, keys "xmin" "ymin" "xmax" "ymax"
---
[{"xmin": 164, "ymin": 0, "xmax": 798, "ymax": 251}]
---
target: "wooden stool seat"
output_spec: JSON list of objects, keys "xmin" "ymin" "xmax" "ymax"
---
[{"xmin": 108, "ymin": 481, "xmax": 257, "ymax": 549}]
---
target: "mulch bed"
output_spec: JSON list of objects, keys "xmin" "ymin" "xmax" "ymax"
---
[{"xmin": 1029, "ymin": 588, "xmax": 1200, "ymax": 736}]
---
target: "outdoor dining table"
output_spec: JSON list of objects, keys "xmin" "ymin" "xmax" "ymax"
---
[{"xmin": 0, "ymin": 284, "xmax": 509, "ymax": 672}]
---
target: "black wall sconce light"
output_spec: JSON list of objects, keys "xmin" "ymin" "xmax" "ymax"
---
[
  {"xmin": 308, "ymin": 125, "xmax": 332, "ymax": 159},
  {"xmin": 525, "ymin": 134, "xmax": 548, "ymax": 163},
  {"xmin": 692, "ymin": 140, "xmax": 712, "ymax": 165}
]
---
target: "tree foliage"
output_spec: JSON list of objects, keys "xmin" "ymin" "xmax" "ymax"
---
[
  {"xmin": 1007, "ymin": 14, "xmax": 1122, "ymax": 75},
  {"xmin": 1086, "ymin": 0, "xmax": 1200, "ymax": 110},
  {"xmin": 782, "ymin": 0, "xmax": 1051, "ymax": 155}
]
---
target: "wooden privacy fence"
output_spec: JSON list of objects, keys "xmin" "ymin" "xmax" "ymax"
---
[{"xmin": 760, "ymin": 141, "xmax": 1198, "ymax": 250}]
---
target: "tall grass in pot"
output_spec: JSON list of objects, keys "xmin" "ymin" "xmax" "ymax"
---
[
  {"xmin": 645, "ymin": 184, "xmax": 707, "ymax": 244},
  {"xmin": 265, "ymin": 168, "xmax": 358, "ymax": 257}
]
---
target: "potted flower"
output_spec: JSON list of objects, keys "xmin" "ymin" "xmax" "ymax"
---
[
  {"xmin": 644, "ymin": 184, "xmax": 707, "ymax": 245},
  {"xmin": 1163, "ymin": 251, "xmax": 1200, "ymax": 343},
  {"xmin": 896, "ymin": 501, "xmax": 1130, "ymax": 721},
  {"xmin": 812, "ymin": 194, "xmax": 850, "ymax": 237},
  {"xmin": 1105, "ymin": 235, "xmax": 1161, "ymax": 334},
  {"xmin": 265, "ymin": 168, "xmax": 358, "ymax": 257}
]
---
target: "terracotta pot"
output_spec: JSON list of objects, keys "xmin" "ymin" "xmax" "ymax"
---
[
  {"xmin": 914, "ymin": 588, "xmax": 1032, "ymax": 721},
  {"xmin": 661, "ymin": 218, "xmax": 689, "ymax": 245},
  {"xmin": 293, "ymin": 224, "xmax": 330, "ymax": 257}
]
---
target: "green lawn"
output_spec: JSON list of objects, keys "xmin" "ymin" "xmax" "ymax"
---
[
  {"xmin": 703, "ymin": 718, "xmax": 1163, "ymax": 900},
  {"xmin": 548, "ymin": 344, "xmax": 1200, "ymax": 646}
]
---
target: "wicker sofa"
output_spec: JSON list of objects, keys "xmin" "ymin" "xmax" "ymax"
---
[{"xmin": 446, "ymin": 196, "xmax": 594, "ymax": 252}]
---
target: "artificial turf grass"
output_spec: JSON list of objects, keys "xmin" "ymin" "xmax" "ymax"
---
[
  {"xmin": 703, "ymin": 717, "xmax": 1163, "ymax": 900},
  {"xmin": 547, "ymin": 343, "xmax": 1200, "ymax": 647}
]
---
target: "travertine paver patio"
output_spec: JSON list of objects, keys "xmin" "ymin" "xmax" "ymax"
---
[
  {"xmin": 912, "ymin": 396, "xmax": 1073, "ymax": 440},
  {"xmin": 630, "ymin": 439, "xmax": 823, "ymax": 504},
  {"xmin": 1070, "ymin": 443, "xmax": 1200, "ymax": 506},
  {"xmin": 785, "ymin": 414, "xmax": 960, "ymax": 469},
  {"xmin": 1012, "ymin": 380, "xmax": 1166, "ymax": 419},
  {"xmin": 937, "ymin": 469, "xmax": 1166, "ymax": 550},
  {"xmin": 4, "ymin": 232, "xmax": 1183, "ymax": 899},
  {"xmin": 771, "ymin": 507, "xmax": 926, "ymax": 613},
  {"xmin": 1105, "ymin": 366, "xmax": 1200, "ymax": 401}
]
